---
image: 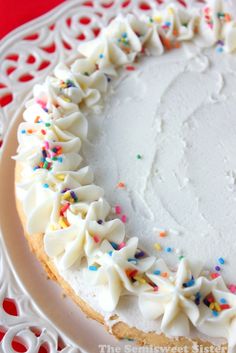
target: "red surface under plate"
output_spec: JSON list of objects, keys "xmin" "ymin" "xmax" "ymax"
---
[{"xmin": 0, "ymin": 0, "xmax": 65, "ymax": 39}]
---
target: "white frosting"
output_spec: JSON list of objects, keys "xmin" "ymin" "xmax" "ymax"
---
[
  {"xmin": 13, "ymin": 1, "xmax": 236, "ymax": 351},
  {"xmin": 86, "ymin": 48, "xmax": 236, "ymax": 283},
  {"xmin": 139, "ymin": 259, "xmax": 202, "ymax": 337}
]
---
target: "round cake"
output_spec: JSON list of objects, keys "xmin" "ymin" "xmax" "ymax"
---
[{"xmin": 14, "ymin": 0, "xmax": 236, "ymax": 351}]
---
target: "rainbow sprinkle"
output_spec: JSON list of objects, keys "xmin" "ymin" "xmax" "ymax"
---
[
  {"xmin": 154, "ymin": 243, "xmax": 162, "ymax": 251},
  {"xmin": 93, "ymin": 234, "xmax": 100, "ymax": 243},
  {"xmin": 183, "ymin": 276, "xmax": 195, "ymax": 288},
  {"xmin": 218, "ymin": 257, "xmax": 225, "ymax": 265},
  {"xmin": 59, "ymin": 216, "xmax": 70, "ymax": 229},
  {"xmin": 117, "ymin": 181, "xmax": 126, "ymax": 188},
  {"xmin": 135, "ymin": 250, "xmax": 145, "ymax": 259},
  {"xmin": 33, "ymin": 142, "xmax": 64, "ymax": 171},
  {"xmin": 159, "ymin": 230, "xmax": 167, "ymax": 238},
  {"xmin": 228, "ymin": 284, "xmax": 236, "ymax": 294},
  {"xmin": 204, "ymin": 292, "xmax": 231, "ymax": 316},
  {"xmin": 125, "ymin": 268, "xmax": 138, "ymax": 279},
  {"xmin": 60, "ymin": 202, "xmax": 70, "ymax": 216},
  {"xmin": 59, "ymin": 80, "xmax": 76, "ymax": 89},
  {"xmin": 115, "ymin": 205, "xmax": 121, "ymax": 215},
  {"xmin": 121, "ymin": 214, "xmax": 127, "ymax": 223},
  {"xmin": 88, "ymin": 265, "xmax": 98, "ymax": 271},
  {"xmin": 153, "ymin": 269, "xmax": 169, "ymax": 278},
  {"xmin": 165, "ymin": 247, "xmax": 172, "ymax": 253}
]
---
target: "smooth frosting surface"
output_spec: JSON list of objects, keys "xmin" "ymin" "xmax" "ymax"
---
[{"xmin": 83, "ymin": 47, "xmax": 236, "ymax": 284}]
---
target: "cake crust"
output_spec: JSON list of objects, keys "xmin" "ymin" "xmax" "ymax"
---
[{"xmin": 15, "ymin": 161, "xmax": 227, "ymax": 351}]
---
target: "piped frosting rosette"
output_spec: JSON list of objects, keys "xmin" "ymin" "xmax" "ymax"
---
[
  {"xmin": 198, "ymin": 0, "xmax": 236, "ymax": 52},
  {"xmin": 139, "ymin": 259, "xmax": 203, "ymax": 336},
  {"xmin": 44, "ymin": 198, "xmax": 125, "ymax": 270},
  {"xmin": 197, "ymin": 276, "xmax": 236, "ymax": 353},
  {"xmin": 14, "ymin": 1, "xmax": 236, "ymax": 350},
  {"xmin": 85, "ymin": 237, "xmax": 155, "ymax": 311}
]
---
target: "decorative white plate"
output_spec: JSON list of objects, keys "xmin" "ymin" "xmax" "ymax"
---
[{"xmin": 0, "ymin": 0, "xmax": 210, "ymax": 352}]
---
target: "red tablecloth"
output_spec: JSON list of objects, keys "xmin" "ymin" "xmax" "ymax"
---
[{"xmin": 0, "ymin": 0, "xmax": 65, "ymax": 39}]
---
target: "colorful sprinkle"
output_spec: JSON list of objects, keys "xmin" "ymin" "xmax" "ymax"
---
[
  {"xmin": 34, "ymin": 142, "xmax": 64, "ymax": 171},
  {"xmin": 210, "ymin": 273, "xmax": 220, "ymax": 279},
  {"xmin": 165, "ymin": 247, "xmax": 172, "ymax": 253},
  {"xmin": 56, "ymin": 174, "xmax": 65, "ymax": 181},
  {"xmin": 135, "ymin": 250, "xmax": 145, "ymax": 259},
  {"xmin": 136, "ymin": 154, "xmax": 142, "ymax": 160},
  {"xmin": 125, "ymin": 65, "xmax": 136, "ymax": 71},
  {"xmin": 153, "ymin": 15, "xmax": 162, "ymax": 23},
  {"xmin": 153, "ymin": 270, "xmax": 161, "ymax": 275},
  {"xmin": 60, "ymin": 202, "xmax": 70, "ymax": 216},
  {"xmin": 115, "ymin": 205, "xmax": 121, "ymax": 215},
  {"xmin": 118, "ymin": 242, "xmax": 126, "ymax": 250},
  {"xmin": 133, "ymin": 275, "xmax": 146, "ymax": 284},
  {"xmin": 183, "ymin": 276, "xmax": 195, "ymax": 288},
  {"xmin": 220, "ymin": 304, "xmax": 231, "ymax": 310},
  {"xmin": 228, "ymin": 284, "xmax": 236, "ymax": 294},
  {"xmin": 154, "ymin": 243, "xmax": 162, "ymax": 251},
  {"xmin": 220, "ymin": 298, "xmax": 227, "ymax": 304},
  {"xmin": 218, "ymin": 257, "xmax": 225, "ymax": 265},
  {"xmin": 117, "ymin": 182, "xmax": 126, "ymax": 188},
  {"xmin": 212, "ymin": 310, "xmax": 219, "ymax": 317},
  {"xmin": 88, "ymin": 265, "xmax": 98, "ymax": 271},
  {"xmin": 36, "ymin": 99, "xmax": 47, "ymax": 109},
  {"xmin": 121, "ymin": 214, "xmax": 127, "ymax": 223},
  {"xmin": 70, "ymin": 190, "xmax": 78, "ymax": 202},
  {"xmin": 125, "ymin": 268, "xmax": 138, "ymax": 278},
  {"xmin": 34, "ymin": 116, "xmax": 41, "ymax": 123},
  {"xmin": 59, "ymin": 216, "xmax": 70, "ymax": 229},
  {"xmin": 66, "ymin": 79, "xmax": 76, "ymax": 88},
  {"xmin": 110, "ymin": 241, "xmax": 118, "ymax": 250},
  {"xmin": 159, "ymin": 231, "xmax": 167, "ymax": 238},
  {"xmin": 161, "ymin": 272, "xmax": 169, "ymax": 278},
  {"xmin": 43, "ymin": 183, "xmax": 49, "ymax": 188},
  {"xmin": 216, "ymin": 47, "xmax": 224, "ymax": 53},
  {"xmin": 194, "ymin": 292, "xmax": 201, "ymax": 306},
  {"xmin": 93, "ymin": 234, "xmax": 100, "ymax": 243},
  {"xmin": 204, "ymin": 292, "xmax": 231, "ymax": 316}
]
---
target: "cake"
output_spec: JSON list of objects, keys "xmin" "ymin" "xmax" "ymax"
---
[{"xmin": 14, "ymin": 0, "xmax": 236, "ymax": 351}]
